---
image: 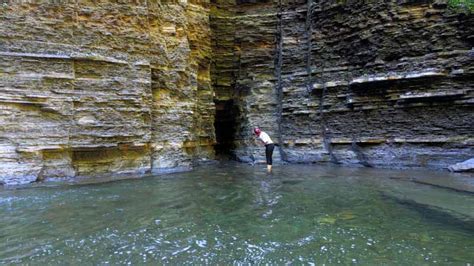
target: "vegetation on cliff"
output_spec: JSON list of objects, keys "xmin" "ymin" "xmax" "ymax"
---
[{"xmin": 448, "ymin": 0, "xmax": 474, "ymax": 11}]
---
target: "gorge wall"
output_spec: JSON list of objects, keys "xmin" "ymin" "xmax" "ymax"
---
[
  {"xmin": 0, "ymin": 1, "xmax": 215, "ymax": 185},
  {"xmin": 211, "ymin": 0, "xmax": 474, "ymax": 168},
  {"xmin": 1, "ymin": 0, "xmax": 473, "ymax": 185}
]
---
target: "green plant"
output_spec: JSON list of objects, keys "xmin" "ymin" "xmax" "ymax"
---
[{"xmin": 448, "ymin": 0, "xmax": 474, "ymax": 12}]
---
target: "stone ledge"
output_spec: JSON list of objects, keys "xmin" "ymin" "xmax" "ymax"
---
[
  {"xmin": 398, "ymin": 89, "xmax": 468, "ymax": 101},
  {"xmin": 0, "ymin": 51, "xmax": 70, "ymax": 59},
  {"xmin": 0, "ymin": 51, "xmax": 135, "ymax": 65},
  {"xmin": 326, "ymin": 137, "xmax": 473, "ymax": 145},
  {"xmin": 350, "ymin": 69, "xmax": 447, "ymax": 86}
]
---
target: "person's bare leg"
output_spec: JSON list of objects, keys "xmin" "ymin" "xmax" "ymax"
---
[{"xmin": 267, "ymin": 164, "xmax": 272, "ymax": 173}]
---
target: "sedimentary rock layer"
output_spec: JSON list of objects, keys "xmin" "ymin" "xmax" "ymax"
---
[
  {"xmin": 0, "ymin": 1, "xmax": 215, "ymax": 185},
  {"xmin": 1, "ymin": 0, "xmax": 472, "ymax": 185},
  {"xmin": 211, "ymin": 0, "xmax": 474, "ymax": 168}
]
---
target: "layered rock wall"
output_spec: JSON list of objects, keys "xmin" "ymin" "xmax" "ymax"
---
[
  {"xmin": 0, "ymin": 1, "xmax": 215, "ymax": 185},
  {"xmin": 211, "ymin": 0, "xmax": 474, "ymax": 168},
  {"xmin": 282, "ymin": 0, "xmax": 474, "ymax": 168},
  {"xmin": 1, "ymin": 0, "xmax": 472, "ymax": 185},
  {"xmin": 211, "ymin": 0, "xmax": 283, "ymax": 162}
]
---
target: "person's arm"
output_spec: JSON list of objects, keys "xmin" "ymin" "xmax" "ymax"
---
[
  {"xmin": 259, "ymin": 132, "xmax": 270, "ymax": 145},
  {"xmin": 254, "ymin": 135, "xmax": 264, "ymax": 146}
]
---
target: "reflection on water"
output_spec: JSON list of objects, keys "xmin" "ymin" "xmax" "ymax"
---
[{"xmin": 0, "ymin": 162, "xmax": 473, "ymax": 264}]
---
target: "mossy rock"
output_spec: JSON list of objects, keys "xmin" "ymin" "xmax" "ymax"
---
[
  {"xmin": 448, "ymin": 0, "xmax": 474, "ymax": 12},
  {"xmin": 317, "ymin": 216, "xmax": 337, "ymax": 224}
]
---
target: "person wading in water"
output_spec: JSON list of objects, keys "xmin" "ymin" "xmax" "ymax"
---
[{"xmin": 253, "ymin": 127, "xmax": 274, "ymax": 173}]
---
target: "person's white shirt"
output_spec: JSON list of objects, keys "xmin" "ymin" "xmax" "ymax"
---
[{"xmin": 258, "ymin": 131, "xmax": 273, "ymax": 145}]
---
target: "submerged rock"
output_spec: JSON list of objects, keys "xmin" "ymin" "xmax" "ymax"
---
[
  {"xmin": 448, "ymin": 158, "xmax": 474, "ymax": 172},
  {"xmin": 317, "ymin": 216, "xmax": 337, "ymax": 225},
  {"xmin": 337, "ymin": 210, "xmax": 356, "ymax": 221},
  {"xmin": 383, "ymin": 178, "xmax": 474, "ymax": 222}
]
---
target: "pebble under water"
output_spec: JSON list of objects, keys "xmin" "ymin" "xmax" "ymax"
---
[{"xmin": 1, "ymin": 163, "xmax": 473, "ymax": 264}]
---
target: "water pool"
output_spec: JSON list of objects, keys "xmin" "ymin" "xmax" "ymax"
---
[{"xmin": 1, "ymin": 163, "xmax": 473, "ymax": 264}]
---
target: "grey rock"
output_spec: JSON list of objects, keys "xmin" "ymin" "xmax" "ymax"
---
[
  {"xmin": 211, "ymin": 0, "xmax": 474, "ymax": 170},
  {"xmin": 448, "ymin": 158, "xmax": 474, "ymax": 172}
]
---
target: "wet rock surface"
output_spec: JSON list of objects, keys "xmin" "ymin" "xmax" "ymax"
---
[
  {"xmin": 448, "ymin": 158, "xmax": 474, "ymax": 172},
  {"xmin": 211, "ymin": 0, "xmax": 474, "ymax": 168}
]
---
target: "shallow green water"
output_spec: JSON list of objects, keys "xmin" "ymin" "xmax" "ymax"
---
[{"xmin": 1, "ymin": 163, "xmax": 473, "ymax": 264}]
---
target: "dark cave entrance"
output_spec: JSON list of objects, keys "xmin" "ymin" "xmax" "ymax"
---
[{"xmin": 214, "ymin": 99, "xmax": 239, "ymax": 159}]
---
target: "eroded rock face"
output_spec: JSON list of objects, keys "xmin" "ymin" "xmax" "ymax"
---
[
  {"xmin": 1, "ymin": 1, "xmax": 472, "ymax": 185},
  {"xmin": 211, "ymin": 0, "xmax": 473, "ymax": 168},
  {"xmin": 0, "ymin": 1, "xmax": 215, "ymax": 185},
  {"xmin": 211, "ymin": 0, "xmax": 283, "ymax": 163}
]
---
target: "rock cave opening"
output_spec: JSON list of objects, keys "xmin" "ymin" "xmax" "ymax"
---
[{"xmin": 213, "ymin": 99, "xmax": 240, "ymax": 160}]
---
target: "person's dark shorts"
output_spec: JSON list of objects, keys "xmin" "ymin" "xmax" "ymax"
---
[{"xmin": 265, "ymin": 144, "xmax": 274, "ymax": 165}]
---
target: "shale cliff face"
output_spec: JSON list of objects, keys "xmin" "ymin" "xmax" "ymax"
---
[
  {"xmin": 0, "ymin": 1, "xmax": 215, "ymax": 185},
  {"xmin": 1, "ymin": 1, "xmax": 473, "ymax": 185},
  {"xmin": 211, "ymin": 0, "xmax": 474, "ymax": 168}
]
